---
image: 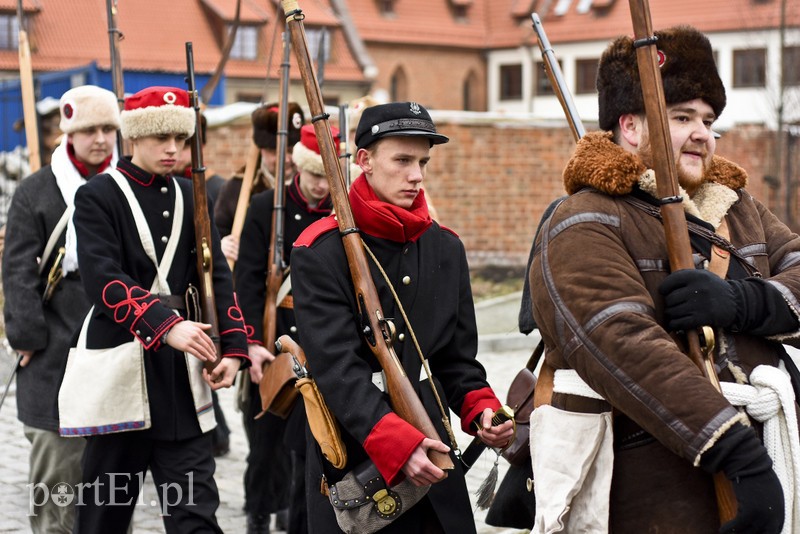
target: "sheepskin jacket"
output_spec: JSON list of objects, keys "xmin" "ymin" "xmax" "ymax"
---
[{"xmin": 530, "ymin": 131, "xmax": 800, "ymax": 532}]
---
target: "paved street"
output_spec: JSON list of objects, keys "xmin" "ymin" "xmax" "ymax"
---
[{"xmin": 0, "ymin": 292, "xmax": 538, "ymax": 533}]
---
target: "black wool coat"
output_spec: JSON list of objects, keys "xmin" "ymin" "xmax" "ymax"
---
[{"xmin": 73, "ymin": 159, "xmax": 248, "ymax": 440}]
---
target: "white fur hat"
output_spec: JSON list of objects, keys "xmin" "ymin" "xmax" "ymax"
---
[
  {"xmin": 59, "ymin": 85, "xmax": 120, "ymax": 134},
  {"xmin": 120, "ymin": 86, "xmax": 195, "ymax": 139}
]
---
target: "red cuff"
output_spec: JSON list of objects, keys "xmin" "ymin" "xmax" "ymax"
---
[
  {"xmin": 460, "ymin": 386, "xmax": 501, "ymax": 434},
  {"xmin": 363, "ymin": 412, "xmax": 425, "ymax": 486}
]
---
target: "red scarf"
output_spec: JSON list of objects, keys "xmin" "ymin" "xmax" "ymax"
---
[
  {"xmin": 349, "ymin": 174, "xmax": 432, "ymax": 243},
  {"xmin": 67, "ymin": 143, "xmax": 112, "ymax": 178}
]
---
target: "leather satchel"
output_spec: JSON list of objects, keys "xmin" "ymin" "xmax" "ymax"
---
[
  {"xmin": 501, "ymin": 340, "xmax": 543, "ymax": 465},
  {"xmin": 258, "ymin": 352, "xmax": 300, "ymax": 419}
]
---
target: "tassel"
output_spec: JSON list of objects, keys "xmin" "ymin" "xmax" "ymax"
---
[{"xmin": 474, "ymin": 450, "xmax": 500, "ymax": 510}]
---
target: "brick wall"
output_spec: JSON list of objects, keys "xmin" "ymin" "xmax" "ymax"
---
[{"xmin": 204, "ymin": 114, "xmax": 792, "ymax": 268}]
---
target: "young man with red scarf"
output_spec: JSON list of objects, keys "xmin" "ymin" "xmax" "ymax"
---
[
  {"xmin": 291, "ymin": 102, "xmax": 514, "ymax": 533},
  {"xmin": 236, "ymin": 123, "xmax": 334, "ymax": 534},
  {"xmin": 2, "ymin": 85, "xmax": 119, "ymax": 534}
]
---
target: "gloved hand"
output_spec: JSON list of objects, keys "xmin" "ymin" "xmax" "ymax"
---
[
  {"xmin": 659, "ymin": 269, "xmax": 738, "ymax": 331},
  {"xmin": 700, "ymin": 423, "xmax": 784, "ymax": 534}
]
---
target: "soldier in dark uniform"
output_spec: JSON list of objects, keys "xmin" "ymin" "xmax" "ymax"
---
[
  {"xmin": 3, "ymin": 85, "xmax": 119, "ymax": 534},
  {"xmin": 236, "ymin": 123, "xmax": 335, "ymax": 533},
  {"xmin": 214, "ymin": 102, "xmax": 304, "ymax": 264},
  {"xmin": 291, "ymin": 102, "xmax": 514, "ymax": 533},
  {"xmin": 69, "ymin": 86, "xmax": 249, "ymax": 533}
]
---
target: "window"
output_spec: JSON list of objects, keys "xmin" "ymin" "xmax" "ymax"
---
[
  {"xmin": 463, "ymin": 70, "xmax": 479, "ymax": 111},
  {"xmin": 377, "ymin": 0, "xmax": 395, "ymax": 17},
  {"xmin": 306, "ymin": 28, "xmax": 331, "ymax": 66},
  {"xmin": 500, "ymin": 64, "xmax": 523, "ymax": 101},
  {"xmin": 733, "ymin": 48, "xmax": 766, "ymax": 88},
  {"xmin": 230, "ymin": 25, "xmax": 258, "ymax": 60},
  {"xmin": 0, "ymin": 14, "xmax": 19, "ymax": 51},
  {"xmin": 784, "ymin": 46, "xmax": 800, "ymax": 86},
  {"xmin": 535, "ymin": 60, "xmax": 562, "ymax": 96},
  {"xmin": 575, "ymin": 58, "xmax": 598, "ymax": 94},
  {"xmin": 390, "ymin": 67, "xmax": 408, "ymax": 102}
]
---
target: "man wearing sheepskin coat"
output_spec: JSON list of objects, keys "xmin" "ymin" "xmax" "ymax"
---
[
  {"xmin": 68, "ymin": 86, "xmax": 249, "ymax": 533},
  {"xmin": 530, "ymin": 26, "xmax": 798, "ymax": 533}
]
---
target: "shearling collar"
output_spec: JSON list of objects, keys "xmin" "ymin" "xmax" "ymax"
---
[{"xmin": 563, "ymin": 131, "xmax": 749, "ymax": 229}]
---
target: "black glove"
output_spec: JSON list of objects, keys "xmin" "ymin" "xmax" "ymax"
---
[
  {"xmin": 659, "ymin": 269, "xmax": 737, "ymax": 331},
  {"xmin": 700, "ymin": 423, "xmax": 784, "ymax": 534},
  {"xmin": 659, "ymin": 270, "xmax": 799, "ymax": 335}
]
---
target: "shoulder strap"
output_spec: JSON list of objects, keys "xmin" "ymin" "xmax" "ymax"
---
[
  {"xmin": 38, "ymin": 206, "xmax": 72, "ymax": 275},
  {"xmin": 106, "ymin": 169, "xmax": 184, "ymax": 293}
]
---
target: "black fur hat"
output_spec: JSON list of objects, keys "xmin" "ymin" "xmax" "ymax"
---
[
  {"xmin": 597, "ymin": 25, "xmax": 726, "ymax": 131},
  {"xmin": 251, "ymin": 102, "xmax": 305, "ymax": 149}
]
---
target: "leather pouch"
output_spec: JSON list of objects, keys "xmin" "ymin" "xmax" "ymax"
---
[
  {"xmin": 259, "ymin": 353, "xmax": 300, "ymax": 419},
  {"xmin": 297, "ymin": 376, "xmax": 347, "ymax": 469}
]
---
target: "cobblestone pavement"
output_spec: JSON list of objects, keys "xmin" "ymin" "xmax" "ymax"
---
[{"xmin": 0, "ymin": 294, "xmax": 538, "ymax": 533}]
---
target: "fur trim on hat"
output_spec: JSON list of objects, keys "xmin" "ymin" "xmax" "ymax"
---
[
  {"xmin": 59, "ymin": 86, "xmax": 120, "ymax": 134},
  {"xmin": 120, "ymin": 105, "xmax": 195, "ymax": 140},
  {"xmin": 597, "ymin": 26, "xmax": 726, "ymax": 131},
  {"xmin": 292, "ymin": 139, "xmax": 325, "ymax": 175}
]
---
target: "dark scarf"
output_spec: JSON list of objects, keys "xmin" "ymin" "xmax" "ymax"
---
[{"xmin": 349, "ymin": 174, "xmax": 431, "ymax": 243}]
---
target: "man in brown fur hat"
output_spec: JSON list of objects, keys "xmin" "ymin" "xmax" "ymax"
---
[
  {"xmin": 214, "ymin": 102, "xmax": 304, "ymax": 263},
  {"xmin": 529, "ymin": 26, "xmax": 796, "ymax": 533}
]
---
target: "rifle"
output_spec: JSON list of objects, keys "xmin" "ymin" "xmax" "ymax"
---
[
  {"xmin": 257, "ymin": 27, "xmax": 292, "ymax": 415},
  {"xmin": 105, "ymin": 0, "xmax": 127, "ymax": 156},
  {"xmin": 338, "ymin": 104, "xmax": 351, "ymax": 188},
  {"xmin": 626, "ymin": 0, "xmax": 737, "ymax": 522},
  {"xmin": 280, "ymin": 0, "xmax": 453, "ymax": 472},
  {"xmin": 186, "ymin": 42, "xmax": 222, "ymax": 372},
  {"xmin": 16, "ymin": 0, "xmax": 39, "ymax": 173},
  {"xmin": 227, "ymin": 13, "xmax": 283, "ymax": 271},
  {"xmin": 531, "ymin": 13, "xmax": 585, "ymax": 143}
]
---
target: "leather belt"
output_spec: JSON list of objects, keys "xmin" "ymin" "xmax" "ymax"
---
[
  {"xmin": 550, "ymin": 392, "xmax": 611, "ymax": 414},
  {"xmin": 157, "ymin": 293, "xmax": 186, "ymax": 310}
]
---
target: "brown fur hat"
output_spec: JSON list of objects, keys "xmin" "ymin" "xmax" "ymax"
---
[
  {"xmin": 251, "ymin": 102, "xmax": 304, "ymax": 149},
  {"xmin": 597, "ymin": 25, "xmax": 725, "ymax": 131}
]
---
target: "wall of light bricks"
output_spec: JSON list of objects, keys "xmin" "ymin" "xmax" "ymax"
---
[{"xmin": 205, "ymin": 116, "xmax": 790, "ymax": 267}]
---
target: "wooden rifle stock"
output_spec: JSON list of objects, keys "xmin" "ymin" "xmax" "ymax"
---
[
  {"xmin": 531, "ymin": 13, "xmax": 585, "ymax": 143},
  {"xmin": 280, "ymin": 0, "xmax": 453, "ymax": 472},
  {"xmin": 261, "ymin": 27, "xmax": 291, "ymax": 369},
  {"xmin": 627, "ymin": 0, "xmax": 737, "ymax": 522},
  {"xmin": 186, "ymin": 42, "xmax": 222, "ymax": 372},
  {"xmin": 16, "ymin": 0, "xmax": 39, "ymax": 173}
]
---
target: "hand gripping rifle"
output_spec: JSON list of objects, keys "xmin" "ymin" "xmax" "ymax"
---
[
  {"xmin": 16, "ymin": 0, "xmax": 39, "ymax": 173},
  {"xmin": 186, "ymin": 42, "xmax": 222, "ymax": 373},
  {"xmin": 627, "ymin": 0, "xmax": 737, "ymax": 522},
  {"xmin": 280, "ymin": 0, "xmax": 453, "ymax": 472}
]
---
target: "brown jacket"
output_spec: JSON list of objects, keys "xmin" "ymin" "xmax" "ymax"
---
[{"xmin": 530, "ymin": 132, "xmax": 800, "ymax": 532}]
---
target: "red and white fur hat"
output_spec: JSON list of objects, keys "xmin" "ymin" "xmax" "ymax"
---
[
  {"xmin": 120, "ymin": 86, "xmax": 195, "ymax": 140},
  {"xmin": 292, "ymin": 123, "xmax": 340, "ymax": 176}
]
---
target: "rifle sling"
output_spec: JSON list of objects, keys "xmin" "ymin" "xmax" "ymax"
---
[{"xmin": 623, "ymin": 196, "xmax": 759, "ymax": 277}]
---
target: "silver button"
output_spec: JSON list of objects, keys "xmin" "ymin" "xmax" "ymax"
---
[
  {"xmin": 403, "ymin": 247, "xmax": 409, "ymax": 255},
  {"xmin": 294, "ymin": 214, "xmax": 302, "ymax": 221},
  {"xmin": 290, "ymin": 326, "xmax": 297, "ymax": 333},
  {"xmin": 398, "ymin": 333, "xmax": 405, "ymax": 342},
  {"xmin": 162, "ymin": 211, "xmax": 170, "ymax": 218},
  {"xmin": 135, "ymin": 330, "xmax": 141, "ymax": 335},
  {"xmin": 161, "ymin": 236, "xmax": 168, "ymax": 244},
  {"xmin": 145, "ymin": 336, "xmax": 152, "ymax": 342},
  {"xmin": 160, "ymin": 186, "xmax": 168, "ymax": 194},
  {"xmin": 402, "ymin": 276, "xmax": 411, "ymax": 285}
]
